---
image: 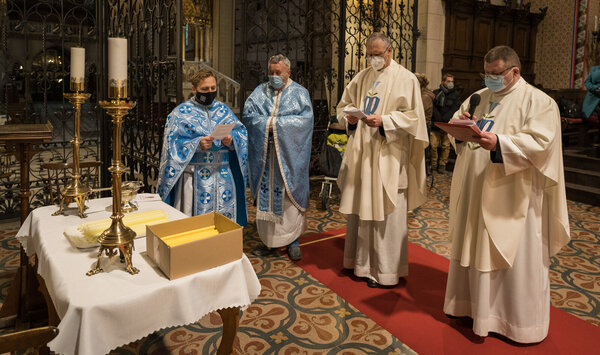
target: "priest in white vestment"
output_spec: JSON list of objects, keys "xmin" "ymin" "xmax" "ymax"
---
[
  {"xmin": 336, "ymin": 33, "xmax": 429, "ymax": 288},
  {"xmin": 443, "ymin": 46, "xmax": 570, "ymax": 343},
  {"xmin": 242, "ymin": 54, "xmax": 314, "ymax": 261}
]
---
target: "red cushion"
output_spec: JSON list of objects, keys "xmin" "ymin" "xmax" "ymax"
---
[{"xmin": 561, "ymin": 117, "xmax": 584, "ymax": 124}]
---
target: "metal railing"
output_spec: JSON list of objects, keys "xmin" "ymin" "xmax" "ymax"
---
[{"xmin": 182, "ymin": 61, "xmax": 241, "ymax": 114}]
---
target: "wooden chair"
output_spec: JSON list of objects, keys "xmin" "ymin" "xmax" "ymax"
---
[
  {"xmin": 0, "ymin": 326, "xmax": 58, "ymax": 354},
  {"xmin": 5, "ymin": 102, "xmax": 27, "ymax": 124},
  {"xmin": 41, "ymin": 161, "xmax": 102, "ymax": 205}
]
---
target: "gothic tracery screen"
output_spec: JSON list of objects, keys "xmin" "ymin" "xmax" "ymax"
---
[
  {"xmin": 234, "ymin": 0, "xmax": 419, "ymax": 147},
  {"xmin": 0, "ymin": 0, "xmax": 101, "ymax": 219}
]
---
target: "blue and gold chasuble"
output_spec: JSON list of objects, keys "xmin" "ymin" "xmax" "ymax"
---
[
  {"xmin": 242, "ymin": 80, "xmax": 313, "ymax": 223},
  {"xmin": 157, "ymin": 98, "xmax": 248, "ymax": 226}
]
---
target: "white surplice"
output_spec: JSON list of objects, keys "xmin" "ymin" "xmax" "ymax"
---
[
  {"xmin": 444, "ymin": 78, "xmax": 570, "ymax": 343},
  {"xmin": 337, "ymin": 60, "xmax": 428, "ymax": 285},
  {"xmin": 344, "ymin": 190, "xmax": 408, "ymax": 285}
]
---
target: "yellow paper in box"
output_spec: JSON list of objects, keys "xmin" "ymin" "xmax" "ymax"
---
[
  {"xmin": 146, "ymin": 213, "xmax": 243, "ymax": 279},
  {"xmin": 162, "ymin": 226, "xmax": 219, "ymax": 247},
  {"xmin": 78, "ymin": 209, "xmax": 168, "ymax": 240}
]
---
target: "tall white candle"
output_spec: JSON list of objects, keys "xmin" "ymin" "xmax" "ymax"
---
[
  {"xmin": 70, "ymin": 47, "xmax": 85, "ymax": 80},
  {"xmin": 108, "ymin": 37, "xmax": 127, "ymax": 86}
]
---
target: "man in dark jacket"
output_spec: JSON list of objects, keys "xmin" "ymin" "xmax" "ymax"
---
[{"xmin": 431, "ymin": 73, "xmax": 461, "ymax": 173}]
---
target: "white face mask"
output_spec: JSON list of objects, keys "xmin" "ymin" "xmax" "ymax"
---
[
  {"xmin": 369, "ymin": 56, "xmax": 385, "ymax": 71},
  {"xmin": 445, "ymin": 82, "xmax": 454, "ymax": 89}
]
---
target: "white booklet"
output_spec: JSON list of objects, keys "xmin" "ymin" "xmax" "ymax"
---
[
  {"xmin": 343, "ymin": 108, "xmax": 367, "ymax": 120},
  {"xmin": 210, "ymin": 123, "xmax": 235, "ymax": 139}
]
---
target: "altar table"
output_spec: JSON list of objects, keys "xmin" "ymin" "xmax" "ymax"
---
[{"xmin": 16, "ymin": 195, "xmax": 261, "ymax": 355}]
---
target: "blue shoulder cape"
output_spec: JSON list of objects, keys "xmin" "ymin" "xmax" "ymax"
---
[
  {"xmin": 242, "ymin": 80, "xmax": 313, "ymax": 217},
  {"xmin": 156, "ymin": 98, "xmax": 248, "ymax": 226}
]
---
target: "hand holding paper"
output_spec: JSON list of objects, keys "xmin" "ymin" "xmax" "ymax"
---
[
  {"xmin": 477, "ymin": 131, "xmax": 497, "ymax": 151},
  {"xmin": 200, "ymin": 136, "xmax": 214, "ymax": 150},
  {"xmin": 210, "ymin": 123, "xmax": 235, "ymax": 139},
  {"xmin": 343, "ymin": 108, "xmax": 367, "ymax": 120},
  {"xmin": 221, "ymin": 135, "xmax": 233, "ymax": 147}
]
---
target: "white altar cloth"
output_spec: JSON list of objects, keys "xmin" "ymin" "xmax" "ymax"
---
[{"xmin": 16, "ymin": 195, "xmax": 261, "ymax": 355}]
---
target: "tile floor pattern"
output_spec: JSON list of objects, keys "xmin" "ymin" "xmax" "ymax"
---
[{"xmin": 0, "ymin": 172, "xmax": 598, "ymax": 354}]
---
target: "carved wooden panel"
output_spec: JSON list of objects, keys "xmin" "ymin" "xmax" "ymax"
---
[
  {"xmin": 442, "ymin": 0, "xmax": 546, "ymax": 99},
  {"xmin": 449, "ymin": 12, "xmax": 472, "ymax": 54},
  {"xmin": 473, "ymin": 17, "xmax": 494, "ymax": 56},
  {"xmin": 495, "ymin": 20, "xmax": 512, "ymax": 45}
]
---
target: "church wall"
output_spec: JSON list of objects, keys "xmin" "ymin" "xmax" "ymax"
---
[
  {"xmin": 531, "ymin": 0, "xmax": 577, "ymax": 89},
  {"xmin": 417, "ymin": 1, "xmax": 599, "ymax": 91},
  {"xmin": 586, "ymin": 0, "xmax": 600, "ymax": 68},
  {"xmin": 416, "ymin": 0, "xmax": 445, "ymax": 91},
  {"xmin": 530, "ymin": 0, "xmax": 599, "ymax": 89},
  {"xmin": 212, "ymin": 0, "xmax": 235, "ymax": 78}
]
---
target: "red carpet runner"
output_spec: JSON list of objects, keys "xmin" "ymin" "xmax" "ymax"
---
[{"xmin": 294, "ymin": 228, "xmax": 600, "ymax": 354}]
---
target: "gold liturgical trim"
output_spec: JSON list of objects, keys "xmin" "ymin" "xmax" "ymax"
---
[
  {"xmin": 70, "ymin": 78, "xmax": 84, "ymax": 92},
  {"xmin": 108, "ymin": 81, "xmax": 127, "ymax": 99}
]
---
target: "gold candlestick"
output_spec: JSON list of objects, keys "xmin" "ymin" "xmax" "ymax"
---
[
  {"xmin": 87, "ymin": 94, "xmax": 139, "ymax": 276},
  {"xmin": 53, "ymin": 81, "xmax": 92, "ymax": 218}
]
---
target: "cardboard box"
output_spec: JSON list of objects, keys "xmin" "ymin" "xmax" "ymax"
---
[{"xmin": 146, "ymin": 212, "xmax": 242, "ymax": 280}]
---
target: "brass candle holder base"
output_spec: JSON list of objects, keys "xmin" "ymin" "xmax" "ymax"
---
[
  {"xmin": 53, "ymin": 91, "xmax": 92, "ymax": 218},
  {"xmin": 51, "ymin": 186, "xmax": 91, "ymax": 218},
  {"xmin": 86, "ymin": 217, "xmax": 138, "ymax": 275},
  {"xmin": 87, "ymin": 96, "xmax": 138, "ymax": 276}
]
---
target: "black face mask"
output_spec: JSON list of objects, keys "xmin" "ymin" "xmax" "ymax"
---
[{"xmin": 195, "ymin": 91, "xmax": 217, "ymax": 105}]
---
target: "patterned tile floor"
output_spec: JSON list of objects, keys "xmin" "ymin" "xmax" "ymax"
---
[{"xmin": 0, "ymin": 171, "xmax": 598, "ymax": 354}]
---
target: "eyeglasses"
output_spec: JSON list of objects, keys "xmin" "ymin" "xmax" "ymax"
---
[
  {"xmin": 480, "ymin": 66, "xmax": 515, "ymax": 80},
  {"xmin": 366, "ymin": 46, "xmax": 390, "ymax": 59}
]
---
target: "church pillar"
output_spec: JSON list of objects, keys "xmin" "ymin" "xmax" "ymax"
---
[
  {"xmin": 416, "ymin": 0, "xmax": 445, "ymax": 90},
  {"xmin": 195, "ymin": 25, "xmax": 200, "ymax": 61},
  {"xmin": 212, "ymin": 0, "xmax": 235, "ymax": 78},
  {"xmin": 204, "ymin": 25, "xmax": 211, "ymax": 64}
]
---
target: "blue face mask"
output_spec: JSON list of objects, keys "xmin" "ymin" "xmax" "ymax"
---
[
  {"xmin": 269, "ymin": 75, "xmax": 284, "ymax": 89},
  {"xmin": 485, "ymin": 76, "xmax": 506, "ymax": 92}
]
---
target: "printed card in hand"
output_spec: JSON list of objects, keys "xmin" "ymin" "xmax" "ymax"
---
[
  {"xmin": 434, "ymin": 119, "xmax": 483, "ymax": 142},
  {"xmin": 210, "ymin": 123, "xmax": 235, "ymax": 139},
  {"xmin": 343, "ymin": 108, "xmax": 367, "ymax": 120}
]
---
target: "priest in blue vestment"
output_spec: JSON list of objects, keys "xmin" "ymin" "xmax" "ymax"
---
[
  {"xmin": 157, "ymin": 69, "xmax": 248, "ymax": 226},
  {"xmin": 242, "ymin": 54, "xmax": 314, "ymax": 261}
]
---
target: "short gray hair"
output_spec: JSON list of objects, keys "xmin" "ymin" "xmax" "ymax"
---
[
  {"xmin": 484, "ymin": 46, "xmax": 521, "ymax": 70},
  {"xmin": 268, "ymin": 54, "xmax": 291, "ymax": 70},
  {"xmin": 366, "ymin": 32, "xmax": 392, "ymax": 48}
]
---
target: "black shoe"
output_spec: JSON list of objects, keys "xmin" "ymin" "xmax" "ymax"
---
[
  {"xmin": 366, "ymin": 278, "xmax": 379, "ymax": 288},
  {"xmin": 252, "ymin": 244, "xmax": 273, "ymax": 257},
  {"xmin": 287, "ymin": 245, "xmax": 302, "ymax": 261},
  {"xmin": 445, "ymin": 313, "xmax": 461, "ymax": 319}
]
